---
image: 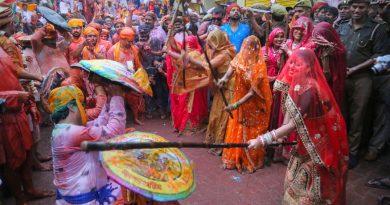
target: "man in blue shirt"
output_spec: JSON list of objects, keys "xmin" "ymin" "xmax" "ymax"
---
[{"xmin": 220, "ymin": 3, "xmax": 263, "ymax": 53}]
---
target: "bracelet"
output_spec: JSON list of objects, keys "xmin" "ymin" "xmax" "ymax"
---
[
  {"xmin": 232, "ymin": 102, "xmax": 240, "ymax": 110},
  {"xmin": 262, "ymin": 132, "xmax": 273, "ymax": 146},
  {"xmin": 271, "ymin": 130, "xmax": 277, "ymax": 140}
]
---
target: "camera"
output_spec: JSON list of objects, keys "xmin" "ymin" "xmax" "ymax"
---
[{"xmin": 372, "ymin": 55, "xmax": 390, "ymax": 74}]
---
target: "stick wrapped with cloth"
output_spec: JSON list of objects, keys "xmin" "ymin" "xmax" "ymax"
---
[{"xmin": 48, "ymin": 85, "xmax": 87, "ymax": 125}]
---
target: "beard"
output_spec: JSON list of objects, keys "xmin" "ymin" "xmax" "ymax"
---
[
  {"xmin": 72, "ymin": 32, "xmax": 81, "ymax": 38},
  {"xmin": 230, "ymin": 15, "xmax": 240, "ymax": 21}
]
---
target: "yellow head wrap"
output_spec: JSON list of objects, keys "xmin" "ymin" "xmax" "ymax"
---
[
  {"xmin": 44, "ymin": 23, "xmax": 57, "ymax": 39},
  {"xmin": 83, "ymin": 26, "xmax": 99, "ymax": 37},
  {"xmin": 68, "ymin": 18, "xmax": 84, "ymax": 28},
  {"xmin": 48, "ymin": 85, "xmax": 87, "ymax": 125}
]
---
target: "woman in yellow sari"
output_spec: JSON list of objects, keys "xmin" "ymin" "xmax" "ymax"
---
[
  {"xmin": 204, "ymin": 30, "xmax": 236, "ymax": 156},
  {"xmin": 218, "ymin": 36, "xmax": 272, "ymax": 173}
]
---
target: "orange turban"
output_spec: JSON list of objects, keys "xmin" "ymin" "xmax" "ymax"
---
[
  {"xmin": 88, "ymin": 22, "xmax": 102, "ymax": 32},
  {"xmin": 119, "ymin": 27, "xmax": 135, "ymax": 41},
  {"xmin": 101, "ymin": 28, "xmax": 109, "ymax": 36},
  {"xmin": 68, "ymin": 18, "xmax": 84, "ymax": 28},
  {"xmin": 83, "ymin": 26, "xmax": 99, "ymax": 36}
]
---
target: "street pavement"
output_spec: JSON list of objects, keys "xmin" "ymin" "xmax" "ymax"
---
[{"xmin": 3, "ymin": 117, "xmax": 390, "ymax": 205}]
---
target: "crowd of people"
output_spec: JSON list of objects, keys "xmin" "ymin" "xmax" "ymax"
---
[{"xmin": 1, "ymin": 0, "xmax": 390, "ymax": 204}]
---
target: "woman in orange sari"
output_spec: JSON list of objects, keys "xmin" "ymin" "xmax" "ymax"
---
[{"xmin": 218, "ymin": 36, "xmax": 272, "ymax": 173}]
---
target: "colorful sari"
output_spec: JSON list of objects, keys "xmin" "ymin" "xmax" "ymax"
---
[
  {"xmin": 286, "ymin": 17, "xmax": 315, "ymax": 51},
  {"xmin": 204, "ymin": 30, "xmax": 236, "ymax": 155},
  {"xmin": 167, "ymin": 36, "xmax": 208, "ymax": 133},
  {"xmin": 274, "ymin": 49, "xmax": 349, "ymax": 205},
  {"xmin": 313, "ymin": 22, "xmax": 347, "ymax": 108},
  {"xmin": 222, "ymin": 36, "xmax": 272, "ymax": 172},
  {"xmin": 262, "ymin": 28, "xmax": 284, "ymax": 79}
]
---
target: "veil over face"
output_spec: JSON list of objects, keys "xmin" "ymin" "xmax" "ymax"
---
[
  {"xmin": 287, "ymin": 16, "xmax": 315, "ymax": 50},
  {"xmin": 275, "ymin": 48, "xmax": 348, "ymax": 170}
]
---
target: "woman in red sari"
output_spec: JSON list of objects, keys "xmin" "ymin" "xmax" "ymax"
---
[
  {"xmin": 249, "ymin": 49, "xmax": 349, "ymax": 205},
  {"xmin": 281, "ymin": 16, "xmax": 315, "ymax": 56},
  {"xmin": 312, "ymin": 22, "xmax": 347, "ymax": 108},
  {"xmin": 219, "ymin": 36, "xmax": 272, "ymax": 173},
  {"xmin": 166, "ymin": 35, "xmax": 208, "ymax": 135}
]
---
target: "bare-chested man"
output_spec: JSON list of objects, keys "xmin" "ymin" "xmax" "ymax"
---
[{"xmin": 31, "ymin": 24, "xmax": 71, "ymax": 75}]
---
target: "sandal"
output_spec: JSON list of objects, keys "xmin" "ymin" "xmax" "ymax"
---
[{"xmin": 367, "ymin": 178, "xmax": 390, "ymax": 190}]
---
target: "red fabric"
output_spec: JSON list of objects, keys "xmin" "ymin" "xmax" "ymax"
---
[
  {"xmin": 0, "ymin": 48, "xmax": 32, "ymax": 169},
  {"xmin": 66, "ymin": 37, "xmax": 84, "ymax": 65},
  {"xmin": 262, "ymin": 28, "xmax": 284, "ymax": 77},
  {"xmin": 166, "ymin": 37, "xmax": 208, "ymax": 131},
  {"xmin": 278, "ymin": 48, "xmax": 349, "ymax": 169},
  {"xmin": 313, "ymin": 22, "xmax": 347, "ymax": 108},
  {"xmin": 312, "ymin": 2, "xmax": 328, "ymax": 13},
  {"xmin": 277, "ymin": 49, "xmax": 348, "ymax": 204},
  {"xmin": 286, "ymin": 16, "xmax": 315, "ymax": 51},
  {"xmin": 226, "ymin": 3, "xmax": 240, "ymax": 16}
]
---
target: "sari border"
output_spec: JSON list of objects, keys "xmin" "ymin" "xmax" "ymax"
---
[{"xmin": 285, "ymin": 95, "xmax": 325, "ymax": 167}]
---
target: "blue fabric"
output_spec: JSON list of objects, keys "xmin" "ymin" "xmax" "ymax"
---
[
  {"xmin": 56, "ymin": 183, "xmax": 118, "ymax": 205},
  {"xmin": 220, "ymin": 23, "xmax": 251, "ymax": 53}
]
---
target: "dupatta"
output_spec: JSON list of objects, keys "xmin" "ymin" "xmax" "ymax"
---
[{"xmin": 274, "ymin": 49, "xmax": 348, "ymax": 171}]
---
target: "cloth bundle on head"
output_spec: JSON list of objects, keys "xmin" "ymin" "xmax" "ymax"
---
[
  {"xmin": 0, "ymin": 0, "xmax": 14, "ymax": 27},
  {"xmin": 48, "ymin": 85, "xmax": 87, "ymax": 125},
  {"xmin": 83, "ymin": 26, "xmax": 99, "ymax": 36},
  {"xmin": 45, "ymin": 23, "xmax": 57, "ymax": 39},
  {"xmin": 68, "ymin": 18, "xmax": 84, "ymax": 28},
  {"xmin": 119, "ymin": 27, "xmax": 135, "ymax": 40}
]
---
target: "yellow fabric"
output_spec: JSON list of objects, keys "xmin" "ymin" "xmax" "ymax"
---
[
  {"xmin": 45, "ymin": 24, "xmax": 57, "ymax": 39},
  {"xmin": 133, "ymin": 67, "xmax": 153, "ymax": 96},
  {"xmin": 83, "ymin": 26, "xmax": 99, "ymax": 36},
  {"xmin": 68, "ymin": 18, "xmax": 84, "ymax": 28},
  {"xmin": 48, "ymin": 85, "xmax": 87, "ymax": 125}
]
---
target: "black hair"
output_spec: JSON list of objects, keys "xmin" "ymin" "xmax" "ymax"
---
[
  {"xmin": 212, "ymin": 6, "xmax": 225, "ymax": 16},
  {"xmin": 286, "ymin": 7, "xmax": 293, "ymax": 11},
  {"xmin": 272, "ymin": 13, "xmax": 285, "ymax": 22},
  {"xmin": 51, "ymin": 100, "xmax": 77, "ymax": 124},
  {"xmin": 320, "ymin": 6, "xmax": 339, "ymax": 17}
]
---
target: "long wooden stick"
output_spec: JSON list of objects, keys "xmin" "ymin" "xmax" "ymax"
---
[
  {"xmin": 164, "ymin": 0, "xmax": 181, "ymax": 47},
  {"xmin": 80, "ymin": 141, "xmax": 297, "ymax": 151},
  {"xmin": 193, "ymin": 31, "xmax": 233, "ymax": 118}
]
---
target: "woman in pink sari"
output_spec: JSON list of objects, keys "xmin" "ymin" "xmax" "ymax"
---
[{"xmin": 166, "ymin": 35, "xmax": 208, "ymax": 136}]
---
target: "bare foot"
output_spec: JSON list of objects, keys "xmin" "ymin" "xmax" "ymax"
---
[{"xmin": 134, "ymin": 119, "xmax": 144, "ymax": 125}]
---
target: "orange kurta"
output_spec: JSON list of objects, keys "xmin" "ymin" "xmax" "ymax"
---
[{"xmin": 222, "ymin": 36, "xmax": 272, "ymax": 173}]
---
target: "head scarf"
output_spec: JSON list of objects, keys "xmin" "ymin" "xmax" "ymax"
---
[
  {"xmin": 48, "ymin": 85, "xmax": 87, "ymax": 125},
  {"xmin": 230, "ymin": 35, "xmax": 272, "ymax": 125},
  {"xmin": 312, "ymin": 2, "xmax": 328, "ymax": 14},
  {"xmin": 312, "ymin": 22, "xmax": 346, "ymax": 107},
  {"xmin": 289, "ymin": 16, "xmax": 314, "ymax": 49},
  {"xmin": 119, "ymin": 27, "xmax": 135, "ymax": 40},
  {"xmin": 206, "ymin": 29, "xmax": 236, "ymax": 58},
  {"xmin": 275, "ymin": 48, "xmax": 348, "ymax": 173},
  {"xmin": 184, "ymin": 35, "xmax": 203, "ymax": 53},
  {"xmin": 263, "ymin": 28, "xmax": 285, "ymax": 77},
  {"xmin": 83, "ymin": 26, "xmax": 99, "ymax": 36},
  {"xmin": 68, "ymin": 18, "xmax": 84, "ymax": 28},
  {"xmin": 88, "ymin": 22, "xmax": 102, "ymax": 33}
]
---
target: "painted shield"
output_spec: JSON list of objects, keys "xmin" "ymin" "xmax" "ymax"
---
[
  {"xmin": 100, "ymin": 131, "xmax": 195, "ymax": 202},
  {"xmin": 37, "ymin": 6, "xmax": 71, "ymax": 32},
  {"xmin": 80, "ymin": 59, "xmax": 143, "ymax": 94}
]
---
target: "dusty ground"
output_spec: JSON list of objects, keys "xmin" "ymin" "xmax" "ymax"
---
[{"xmin": 3, "ymin": 116, "xmax": 390, "ymax": 205}]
